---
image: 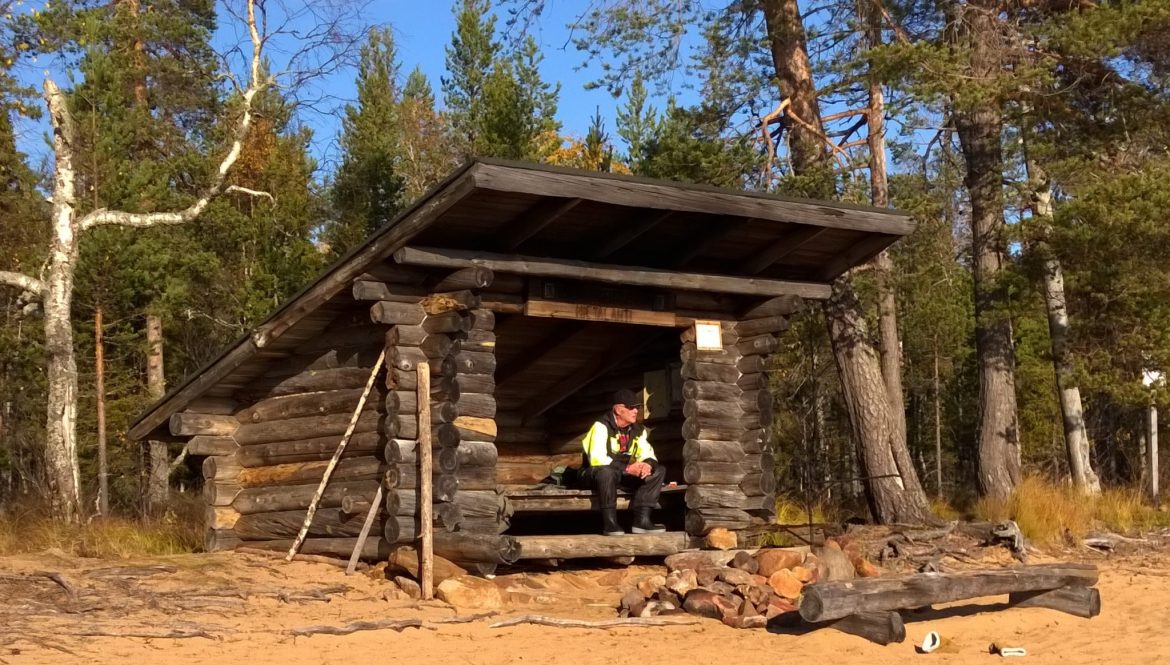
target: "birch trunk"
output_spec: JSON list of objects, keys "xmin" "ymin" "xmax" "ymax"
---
[
  {"xmin": 0, "ymin": 1, "xmax": 267, "ymax": 520},
  {"xmin": 1023, "ymin": 154, "xmax": 1100, "ymax": 495},
  {"xmin": 42, "ymin": 82, "xmax": 83, "ymax": 521},
  {"xmin": 952, "ymin": 0, "xmax": 1020, "ymax": 499}
]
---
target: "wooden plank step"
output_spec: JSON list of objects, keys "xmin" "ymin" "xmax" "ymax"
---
[{"xmin": 513, "ymin": 532, "xmax": 698, "ymax": 559}]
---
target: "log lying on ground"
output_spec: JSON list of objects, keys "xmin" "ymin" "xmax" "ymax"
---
[
  {"xmin": 799, "ymin": 563, "xmax": 1100, "ymax": 622},
  {"xmin": 514, "ymin": 532, "xmax": 694, "ymax": 559},
  {"xmin": 1009, "ymin": 585, "xmax": 1101, "ymax": 618},
  {"xmin": 236, "ymin": 432, "xmax": 387, "ymax": 467},
  {"xmin": 825, "ymin": 611, "xmax": 906, "ymax": 645}
]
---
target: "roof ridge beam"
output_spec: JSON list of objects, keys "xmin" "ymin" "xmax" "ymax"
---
[{"xmin": 393, "ymin": 246, "xmax": 831, "ymax": 300}]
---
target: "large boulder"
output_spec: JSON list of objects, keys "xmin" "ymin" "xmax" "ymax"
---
[
  {"xmin": 812, "ymin": 545, "xmax": 856, "ymax": 582},
  {"xmin": 755, "ymin": 548, "xmax": 805, "ymax": 577},
  {"xmin": 665, "ymin": 568, "xmax": 698, "ymax": 597},
  {"xmin": 683, "ymin": 589, "xmax": 739, "ymax": 620},
  {"xmin": 436, "ymin": 575, "xmax": 504, "ymax": 609},
  {"xmin": 705, "ymin": 528, "xmax": 738, "ymax": 550},
  {"xmin": 767, "ymin": 568, "xmax": 804, "ymax": 600}
]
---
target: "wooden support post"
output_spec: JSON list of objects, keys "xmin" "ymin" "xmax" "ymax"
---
[{"xmin": 418, "ymin": 361, "xmax": 434, "ymax": 600}]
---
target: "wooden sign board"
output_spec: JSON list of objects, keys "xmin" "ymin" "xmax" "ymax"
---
[
  {"xmin": 694, "ymin": 320, "xmax": 724, "ymax": 351},
  {"xmin": 525, "ymin": 299, "xmax": 678, "ymax": 327}
]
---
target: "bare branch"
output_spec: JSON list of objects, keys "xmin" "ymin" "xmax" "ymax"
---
[
  {"xmin": 77, "ymin": 0, "xmax": 266, "ymax": 233},
  {"xmin": 168, "ymin": 445, "xmax": 190, "ymax": 475},
  {"xmin": 0, "ymin": 270, "xmax": 45, "ymax": 298},
  {"xmin": 225, "ymin": 185, "xmax": 275, "ymax": 202}
]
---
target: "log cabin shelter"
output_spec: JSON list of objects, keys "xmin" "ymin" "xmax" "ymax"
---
[{"xmin": 129, "ymin": 159, "xmax": 914, "ymax": 568}]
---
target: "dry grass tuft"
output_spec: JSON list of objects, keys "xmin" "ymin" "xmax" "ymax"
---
[
  {"xmin": 0, "ymin": 497, "xmax": 203, "ymax": 558},
  {"xmin": 975, "ymin": 475, "xmax": 1170, "ymax": 545}
]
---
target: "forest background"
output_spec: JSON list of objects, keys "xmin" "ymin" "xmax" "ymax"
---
[{"xmin": 2, "ymin": 0, "xmax": 1169, "ymax": 542}]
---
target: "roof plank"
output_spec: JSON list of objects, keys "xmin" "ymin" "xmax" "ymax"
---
[{"xmin": 472, "ymin": 161, "xmax": 915, "ymax": 235}]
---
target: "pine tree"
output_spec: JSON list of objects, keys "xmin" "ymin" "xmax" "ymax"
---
[
  {"xmin": 615, "ymin": 72, "xmax": 658, "ymax": 170},
  {"xmin": 398, "ymin": 67, "xmax": 458, "ymax": 201},
  {"xmin": 324, "ymin": 27, "xmax": 406, "ymax": 257},
  {"xmin": 443, "ymin": 0, "xmax": 500, "ymax": 157}
]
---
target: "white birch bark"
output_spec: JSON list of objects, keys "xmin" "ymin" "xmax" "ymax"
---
[
  {"xmin": 0, "ymin": 1, "xmax": 267, "ymax": 520},
  {"xmin": 1024, "ymin": 154, "xmax": 1101, "ymax": 495}
]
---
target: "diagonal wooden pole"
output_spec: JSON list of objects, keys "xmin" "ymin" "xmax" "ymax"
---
[
  {"xmin": 417, "ymin": 361, "xmax": 434, "ymax": 599},
  {"xmin": 346, "ymin": 484, "xmax": 384, "ymax": 574},
  {"xmin": 286, "ymin": 349, "xmax": 386, "ymax": 561}
]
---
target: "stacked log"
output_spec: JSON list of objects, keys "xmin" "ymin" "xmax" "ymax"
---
[
  {"xmin": 373, "ymin": 274, "xmax": 506, "ymax": 552},
  {"xmin": 447, "ymin": 307, "xmax": 505, "ymax": 538},
  {"xmin": 679, "ymin": 317, "xmax": 781, "ymax": 536}
]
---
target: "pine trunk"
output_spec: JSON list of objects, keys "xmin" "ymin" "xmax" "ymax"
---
[
  {"xmin": 762, "ymin": 0, "xmax": 932, "ymax": 523},
  {"xmin": 96, "ymin": 308, "xmax": 108, "ymax": 517},
  {"xmin": 952, "ymin": 0, "xmax": 1020, "ymax": 499}
]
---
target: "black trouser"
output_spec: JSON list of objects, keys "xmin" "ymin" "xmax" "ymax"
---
[{"xmin": 583, "ymin": 463, "xmax": 666, "ymax": 511}]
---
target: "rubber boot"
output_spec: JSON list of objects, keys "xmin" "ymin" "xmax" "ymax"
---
[
  {"xmin": 630, "ymin": 507, "xmax": 666, "ymax": 534},
  {"xmin": 601, "ymin": 509, "xmax": 625, "ymax": 536}
]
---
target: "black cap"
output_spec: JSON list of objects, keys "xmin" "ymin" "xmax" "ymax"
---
[{"xmin": 613, "ymin": 388, "xmax": 640, "ymax": 409}]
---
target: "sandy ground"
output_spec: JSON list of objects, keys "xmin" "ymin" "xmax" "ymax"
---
[{"xmin": 1, "ymin": 546, "xmax": 1166, "ymax": 665}]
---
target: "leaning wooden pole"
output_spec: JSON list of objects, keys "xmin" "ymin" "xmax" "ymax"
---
[
  {"xmin": 285, "ymin": 349, "xmax": 386, "ymax": 561},
  {"xmin": 346, "ymin": 484, "xmax": 384, "ymax": 575},
  {"xmin": 418, "ymin": 361, "xmax": 434, "ymax": 600}
]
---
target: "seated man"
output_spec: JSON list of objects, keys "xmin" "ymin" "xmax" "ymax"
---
[{"xmin": 580, "ymin": 389, "xmax": 666, "ymax": 536}]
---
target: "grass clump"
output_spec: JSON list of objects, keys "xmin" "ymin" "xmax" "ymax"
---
[
  {"xmin": 0, "ymin": 498, "xmax": 203, "ymax": 558},
  {"xmin": 974, "ymin": 475, "xmax": 1170, "ymax": 545}
]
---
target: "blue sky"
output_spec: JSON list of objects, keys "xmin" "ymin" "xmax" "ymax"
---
[
  {"xmin": 232, "ymin": 0, "xmax": 697, "ymax": 173},
  {"xmin": 12, "ymin": 1, "xmax": 696, "ymax": 175}
]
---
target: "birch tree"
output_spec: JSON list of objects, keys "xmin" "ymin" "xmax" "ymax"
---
[{"xmin": 0, "ymin": 0, "xmax": 269, "ymax": 521}]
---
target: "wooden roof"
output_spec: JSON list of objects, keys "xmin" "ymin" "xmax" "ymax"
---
[{"xmin": 129, "ymin": 159, "xmax": 913, "ymax": 440}]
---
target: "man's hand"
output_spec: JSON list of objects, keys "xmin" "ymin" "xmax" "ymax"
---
[{"xmin": 625, "ymin": 462, "xmax": 651, "ymax": 479}]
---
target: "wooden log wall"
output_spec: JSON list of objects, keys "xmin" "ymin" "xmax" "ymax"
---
[
  {"xmin": 680, "ymin": 307, "xmax": 787, "ymax": 536},
  {"xmin": 371, "ymin": 266, "xmax": 509, "ymax": 553},
  {"xmin": 186, "ymin": 313, "xmax": 399, "ymax": 554}
]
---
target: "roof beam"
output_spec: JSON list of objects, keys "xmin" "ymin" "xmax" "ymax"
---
[
  {"xmin": 816, "ymin": 235, "xmax": 896, "ymax": 281},
  {"xmin": 501, "ymin": 197, "xmax": 582, "ymax": 252},
  {"xmin": 590, "ymin": 210, "xmax": 675, "ymax": 261},
  {"xmin": 522, "ymin": 329, "xmax": 669, "ymax": 424},
  {"xmin": 394, "ymin": 246, "xmax": 831, "ymax": 300},
  {"xmin": 741, "ymin": 226, "xmax": 829, "ymax": 275}
]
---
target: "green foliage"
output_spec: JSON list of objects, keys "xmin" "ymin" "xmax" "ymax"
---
[
  {"xmin": 324, "ymin": 27, "xmax": 407, "ymax": 257},
  {"xmin": 443, "ymin": 0, "xmax": 560, "ymax": 161}
]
